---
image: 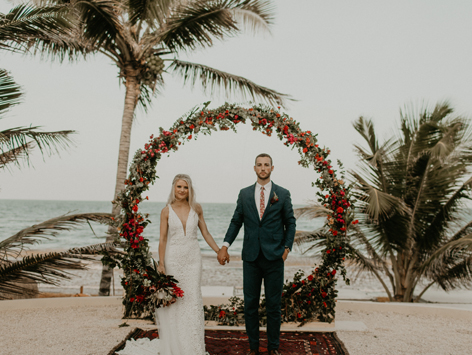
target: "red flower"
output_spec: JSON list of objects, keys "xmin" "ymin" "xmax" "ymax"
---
[
  {"xmin": 321, "ymin": 292, "xmax": 327, "ymax": 298},
  {"xmin": 303, "ymin": 147, "xmax": 308, "ymax": 153},
  {"xmin": 130, "ymin": 297, "xmax": 135, "ymax": 302},
  {"xmin": 188, "ymin": 135, "xmax": 192, "ymax": 139},
  {"xmin": 297, "ymin": 313, "xmax": 301, "ymax": 318},
  {"xmin": 219, "ymin": 310, "xmax": 226, "ymax": 318},
  {"xmin": 190, "ymin": 124, "xmax": 195, "ymax": 129},
  {"xmin": 307, "ymin": 300, "xmax": 311, "ymax": 304},
  {"xmin": 132, "ymin": 205, "xmax": 138, "ymax": 212},
  {"xmin": 308, "ymin": 275, "xmax": 313, "ymax": 281},
  {"xmin": 340, "ymin": 227, "xmax": 346, "ymax": 232},
  {"xmin": 352, "ymin": 219, "xmax": 359, "ymax": 225},
  {"xmin": 173, "ymin": 286, "xmax": 184, "ymax": 298},
  {"xmin": 326, "ymin": 249, "xmax": 331, "ymax": 254},
  {"xmin": 292, "ymin": 284, "xmax": 297, "ymax": 288},
  {"xmin": 134, "ymin": 269, "xmax": 139, "ymax": 273},
  {"xmin": 323, "ymin": 302, "xmax": 327, "ymax": 308},
  {"xmin": 332, "ymin": 270, "xmax": 337, "ymax": 276},
  {"xmin": 328, "ymin": 170, "xmax": 333, "ymax": 174},
  {"xmin": 332, "ymin": 230, "xmax": 338, "ymax": 236},
  {"xmin": 337, "ymin": 207, "xmax": 344, "ymax": 213}
]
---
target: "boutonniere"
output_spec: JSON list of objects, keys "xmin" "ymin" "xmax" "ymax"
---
[{"xmin": 270, "ymin": 192, "xmax": 279, "ymax": 206}]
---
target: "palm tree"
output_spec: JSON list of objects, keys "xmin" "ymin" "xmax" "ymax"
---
[
  {"xmin": 296, "ymin": 102, "xmax": 472, "ymax": 302},
  {"xmin": 0, "ymin": 4, "xmax": 120, "ymax": 298},
  {"xmin": 27, "ymin": 0, "xmax": 289, "ymax": 295}
]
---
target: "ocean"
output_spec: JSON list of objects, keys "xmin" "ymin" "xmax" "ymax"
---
[{"xmin": 0, "ymin": 199, "xmax": 324, "ymax": 255}]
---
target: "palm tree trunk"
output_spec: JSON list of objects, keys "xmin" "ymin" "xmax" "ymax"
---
[{"xmin": 99, "ymin": 66, "xmax": 140, "ymax": 296}]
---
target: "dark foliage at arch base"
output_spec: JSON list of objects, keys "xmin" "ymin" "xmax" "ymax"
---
[{"xmin": 102, "ymin": 103, "xmax": 354, "ymax": 324}]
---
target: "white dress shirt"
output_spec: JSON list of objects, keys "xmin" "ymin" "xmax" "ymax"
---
[{"xmin": 223, "ymin": 181, "xmax": 272, "ymax": 249}]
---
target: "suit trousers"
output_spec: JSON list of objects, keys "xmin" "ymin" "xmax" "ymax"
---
[{"xmin": 243, "ymin": 250, "xmax": 284, "ymax": 351}]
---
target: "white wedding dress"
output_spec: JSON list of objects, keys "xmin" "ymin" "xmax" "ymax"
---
[{"xmin": 117, "ymin": 205, "xmax": 207, "ymax": 355}]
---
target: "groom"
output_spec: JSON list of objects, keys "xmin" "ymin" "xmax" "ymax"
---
[{"xmin": 218, "ymin": 153, "xmax": 296, "ymax": 355}]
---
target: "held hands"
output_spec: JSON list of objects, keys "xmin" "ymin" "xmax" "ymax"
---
[{"xmin": 217, "ymin": 246, "xmax": 230, "ymax": 265}]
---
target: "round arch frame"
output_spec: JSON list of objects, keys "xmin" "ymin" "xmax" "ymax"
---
[{"xmin": 106, "ymin": 103, "xmax": 354, "ymax": 324}]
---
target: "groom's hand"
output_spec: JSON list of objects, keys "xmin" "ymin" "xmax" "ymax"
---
[
  {"xmin": 282, "ymin": 248, "xmax": 290, "ymax": 262},
  {"xmin": 217, "ymin": 246, "xmax": 230, "ymax": 265}
]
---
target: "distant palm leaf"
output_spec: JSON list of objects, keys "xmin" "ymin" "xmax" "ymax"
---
[
  {"xmin": 294, "ymin": 203, "xmax": 330, "ymax": 220},
  {"xmin": 0, "ymin": 212, "xmax": 115, "ymax": 261},
  {"xmin": 0, "ymin": 242, "xmax": 117, "ymax": 299}
]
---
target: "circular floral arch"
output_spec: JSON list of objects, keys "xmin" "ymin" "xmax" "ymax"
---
[{"xmin": 105, "ymin": 103, "xmax": 354, "ymax": 324}]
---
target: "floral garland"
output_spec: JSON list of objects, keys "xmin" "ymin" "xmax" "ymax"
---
[{"xmin": 102, "ymin": 103, "xmax": 354, "ymax": 323}]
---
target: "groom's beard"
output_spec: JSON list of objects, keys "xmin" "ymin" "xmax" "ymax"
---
[{"xmin": 256, "ymin": 171, "xmax": 271, "ymax": 181}]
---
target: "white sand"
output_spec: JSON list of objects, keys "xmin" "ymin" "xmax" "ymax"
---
[
  {"xmin": 1, "ymin": 302, "xmax": 471, "ymax": 355},
  {"xmin": 336, "ymin": 309, "xmax": 472, "ymax": 355}
]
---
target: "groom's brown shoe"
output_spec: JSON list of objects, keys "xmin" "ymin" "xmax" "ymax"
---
[
  {"xmin": 268, "ymin": 350, "xmax": 282, "ymax": 355},
  {"xmin": 246, "ymin": 350, "xmax": 259, "ymax": 355}
]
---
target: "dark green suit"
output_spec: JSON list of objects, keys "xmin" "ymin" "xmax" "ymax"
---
[{"xmin": 224, "ymin": 182, "xmax": 296, "ymax": 351}]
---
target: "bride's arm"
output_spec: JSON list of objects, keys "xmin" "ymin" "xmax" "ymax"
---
[
  {"xmin": 196, "ymin": 204, "xmax": 220, "ymax": 254},
  {"xmin": 158, "ymin": 206, "xmax": 169, "ymax": 274}
]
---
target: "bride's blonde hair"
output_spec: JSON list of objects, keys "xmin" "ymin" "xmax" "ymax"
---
[{"xmin": 167, "ymin": 174, "xmax": 198, "ymax": 210}]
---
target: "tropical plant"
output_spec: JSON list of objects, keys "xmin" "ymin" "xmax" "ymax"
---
[
  {"xmin": 25, "ymin": 0, "xmax": 289, "ymax": 295},
  {"xmin": 0, "ymin": 4, "xmax": 118, "ymax": 297},
  {"xmin": 295, "ymin": 102, "xmax": 472, "ymax": 302},
  {"xmin": 0, "ymin": 213, "xmax": 117, "ymax": 298},
  {"xmin": 1, "ymin": 3, "xmax": 77, "ymax": 169}
]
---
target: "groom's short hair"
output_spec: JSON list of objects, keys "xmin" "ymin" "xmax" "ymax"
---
[{"xmin": 255, "ymin": 153, "xmax": 273, "ymax": 166}]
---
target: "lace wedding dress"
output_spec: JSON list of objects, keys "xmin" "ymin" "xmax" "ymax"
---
[{"xmin": 117, "ymin": 205, "xmax": 207, "ymax": 355}]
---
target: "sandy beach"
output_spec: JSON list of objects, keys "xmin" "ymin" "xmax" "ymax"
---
[{"xmin": 2, "ymin": 253, "xmax": 471, "ymax": 355}]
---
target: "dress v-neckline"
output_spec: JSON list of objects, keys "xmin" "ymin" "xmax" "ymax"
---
[{"xmin": 170, "ymin": 204, "xmax": 191, "ymax": 236}]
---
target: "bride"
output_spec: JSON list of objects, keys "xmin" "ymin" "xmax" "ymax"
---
[{"xmin": 156, "ymin": 174, "xmax": 221, "ymax": 354}]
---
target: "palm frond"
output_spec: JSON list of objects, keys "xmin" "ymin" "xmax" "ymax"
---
[
  {"xmin": 0, "ymin": 69, "xmax": 22, "ymax": 117},
  {"xmin": 351, "ymin": 171, "xmax": 409, "ymax": 221},
  {"xmin": 294, "ymin": 203, "xmax": 330, "ymax": 220},
  {"xmin": 0, "ymin": 3, "xmax": 73, "ymax": 51},
  {"xmin": 0, "ymin": 126, "xmax": 74, "ymax": 164},
  {"xmin": 0, "ymin": 212, "xmax": 115, "ymax": 261},
  {"xmin": 127, "ymin": 0, "xmax": 174, "ymax": 27},
  {"xmin": 293, "ymin": 229, "xmax": 328, "ymax": 255},
  {"xmin": 170, "ymin": 59, "xmax": 291, "ymax": 106},
  {"xmin": 230, "ymin": 0, "xmax": 274, "ymax": 34},
  {"xmin": 158, "ymin": 0, "xmax": 238, "ymax": 51},
  {"xmin": 72, "ymin": 0, "xmax": 124, "ymax": 49},
  {"xmin": 0, "ymin": 242, "xmax": 117, "ymax": 299},
  {"xmin": 0, "ymin": 142, "xmax": 33, "ymax": 169}
]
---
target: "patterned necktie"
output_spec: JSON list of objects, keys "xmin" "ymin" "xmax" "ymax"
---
[{"xmin": 260, "ymin": 186, "xmax": 265, "ymax": 219}]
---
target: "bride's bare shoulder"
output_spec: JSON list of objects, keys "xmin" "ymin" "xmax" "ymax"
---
[
  {"xmin": 195, "ymin": 203, "xmax": 203, "ymax": 215},
  {"xmin": 161, "ymin": 205, "xmax": 170, "ymax": 217}
]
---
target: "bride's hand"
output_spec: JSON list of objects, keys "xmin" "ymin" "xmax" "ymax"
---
[{"xmin": 157, "ymin": 263, "xmax": 166, "ymax": 274}]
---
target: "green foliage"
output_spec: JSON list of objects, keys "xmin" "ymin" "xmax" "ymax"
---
[{"xmin": 297, "ymin": 102, "xmax": 472, "ymax": 302}]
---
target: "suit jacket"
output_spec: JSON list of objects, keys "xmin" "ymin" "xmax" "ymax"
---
[{"xmin": 224, "ymin": 182, "xmax": 296, "ymax": 261}]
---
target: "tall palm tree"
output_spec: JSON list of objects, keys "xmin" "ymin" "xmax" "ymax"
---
[
  {"xmin": 296, "ymin": 102, "xmax": 472, "ymax": 302},
  {"xmin": 29, "ymin": 0, "xmax": 289, "ymax": 295}
]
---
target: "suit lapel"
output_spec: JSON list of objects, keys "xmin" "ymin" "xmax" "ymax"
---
[{"xmin": 261, "ymin": 182, "xmax": 278, "ymax": 222}]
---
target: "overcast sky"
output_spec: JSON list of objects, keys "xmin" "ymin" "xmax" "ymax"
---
[{"xmin": 1, "ymin": 0, "xmax": 472, "ymax": 205}]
